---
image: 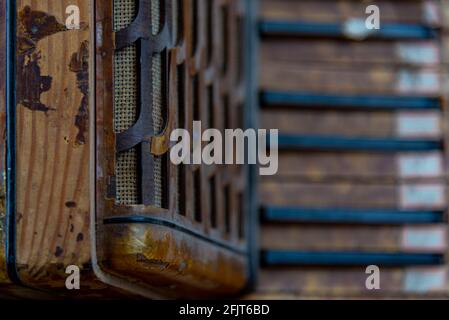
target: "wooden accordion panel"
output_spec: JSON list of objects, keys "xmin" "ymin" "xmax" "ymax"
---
[
  {"xmin": 95, "ymin": 0, "xmax": 252, "ymax": 298},
  {"xmin": 0, "ymin": 0, "xmax": 255, "ymax": 299}
]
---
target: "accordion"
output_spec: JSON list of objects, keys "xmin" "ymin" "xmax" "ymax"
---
[{"xmin": 0, "ymin": 0, "xmax": 257, "ymax": 299}]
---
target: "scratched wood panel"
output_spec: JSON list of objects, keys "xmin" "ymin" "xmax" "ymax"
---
[
  {"xmin": 15, "ymin": 0, "xmax": 92, "ymax": 290},
  {"xmin": 260, "ymin": 181, "xmax": 447, "ymax": 210},
  {"xmin": 260, "ymin": 0, "xmax": 440, "ymax": 25},
  {"xmin": 262, "ymin": 40, "xmax": 441, "ymax": 66},
  {"xmin": 272, "ymin": 151, "xmax": 446, "ymax": 181},
  {"xmin": 261, "ymin": 224, "xmax": 447, "ymax": 253},
  {"xmin": 0, "ymin": 0, "xmax": 7, "ymax": 284},
  {"xmin": 257, "ymin": 267, "xmax": 449, "ymax": 298},
  {"xmin": 261, "ymin": 63, "xmax": 442, "ymax": 96}
]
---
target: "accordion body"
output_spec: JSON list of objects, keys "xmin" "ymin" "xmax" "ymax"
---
[{"xmin": 0, "ymin": 0, "xmax": 257, "ymax": 299}]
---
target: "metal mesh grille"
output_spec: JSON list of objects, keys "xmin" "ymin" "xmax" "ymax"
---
[
  {"xmin": 152, "ymin": 0, "xmax": 163, "ymax": 207},
  {"xmin": 114, "ymin": 0, "xmax": 139, "ymax": 204}
]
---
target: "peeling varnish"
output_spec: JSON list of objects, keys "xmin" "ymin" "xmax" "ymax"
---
[
  {"xmin": 17, "ymin": 6, "xmax": 67, "ymax": 112},
  {"xmin": 69, "ymin": 41, "xmax": 89, "ymax": 145}
]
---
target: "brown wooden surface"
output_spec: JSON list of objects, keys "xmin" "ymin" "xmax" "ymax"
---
[
  {"xmin": 256, "ymin": 267, "xmax": 449, "ymax": 298},
  {"xmin": 13, "ymin": 0, "xmax": 106, "ymax": 296},
  {"xmin": 262, "ymin": 40, "xmax": 441, "ymax": 67},
  {"xmin": 260, "ymin": 181, "xmax": 447, "ymax": 209},
  {"xmin": 261, "ymin": 63, "xmax": 441, "ymax": 96},
  {"xmin": 260, "ymin": 0, "xmax": 440, "ymax": 25},
  {"xmin": 261, "ymin": 224, "xmax": 447, "ymax": 253},
  {"xmin": 256, "ymin": 0, "xmax": 449, "ymax": 300},
  {"xmin": 261, "ymin": 109, "xmax": 443, "ymax": 138},
  {"xmin": 271, "ymin": 151, "xmax": 446, "ymax": 182}
]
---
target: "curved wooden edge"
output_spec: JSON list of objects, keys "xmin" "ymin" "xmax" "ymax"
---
[{"xmin": 98, "ymin": 223, "xmax": 248, "ymax": 298}]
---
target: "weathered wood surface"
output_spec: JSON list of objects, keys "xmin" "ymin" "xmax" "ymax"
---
[{"xmin": 12, "ymin": 0, "xmax": 111, "ymax": 296}]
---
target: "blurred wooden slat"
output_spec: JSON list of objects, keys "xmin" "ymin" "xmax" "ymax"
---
[
  {"xmin": 261, "ymin": 63, "xmax": 441, "ymax": 96},
  {"xmin": 271, "ymin": 151, "xmax": 445, "ymax": 181},
  {"xmin": 262, "ymin": 40, "xmax": 441, "ymax": 66},
  {"xmin": 260, "ymin": 0, "xmax": 440, "ymax": 25},
  {"xmin": 260, "ymin": 181, "xmax": 446, "ymax": 210},
  {"xmin": 257, "ymin": 267, "xmax": 449, "ymax": 297},
  {"xmin": 261, "ymin": 224, "xmax": 447, "ymax": 253},
  {"xmin": 261, "ymin": 110, "xmax": 442, "ymax": 139}
]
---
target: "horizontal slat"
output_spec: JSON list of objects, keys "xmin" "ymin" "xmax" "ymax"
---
[
  {"xmin": 260, "ymin": 0, "xmax": 440, "ymax": 26},
  {"xmin": 277, "ymin": 135, "xmax": 442, "ymax": 152},
  {"xmin": 272, "ymin": 152, "xmax": 445, "ymax": 180},
  {"xmin": 260, "ymin": 182, "xmax": 446, "ymax": 209},
  {"xmin": 260, "ymin": 20, "xmax": 437, "ymax": 40},
  {"xmin": 261, "ymin": 110, "xmax": 442, "ymax": 139},
  {"xmin": 261, "ymin": 64, "xmax": 441, "ymax": 95},
  {"xmin": 261, "ymin": 224, "xmax": 447, "ymax": 252},
  {"xmin": 260, "ymin": 91, "xmax": 441, "ymax": 109},
  {"xmin": 262, "ymin": 206, "xmax": 444, "ymax": 225},
  {"xmin": 257, "ymin": 267, "xmax": 448, "ymax": 296},
  {"xmin": 261, "ymin": 40, "xmax": 441, "ymax": 66},
  {"xmin": 262, "ymin": 251, "xmax": 444, "ymax": 266}
]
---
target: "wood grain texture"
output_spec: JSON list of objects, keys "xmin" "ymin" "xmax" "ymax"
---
[{"xmin": 15, "ymin": 0, "xmax": 93, "ymax": 291}]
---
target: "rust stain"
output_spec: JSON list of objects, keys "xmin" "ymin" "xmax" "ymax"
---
[
  {"xmin": 17, "ymin": 6, "xmax": 67, "ymax": 112},
  {"xmin": 69, "ymin": 41, "xmax": 89, "ymax": 145}
]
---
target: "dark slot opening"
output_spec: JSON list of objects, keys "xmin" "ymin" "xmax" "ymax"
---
[
  {"xmin": 223, "ymin": 94, "xmax": 230, "ymax": 130},
  {"xmin": 238, "ymin": 193, "xmax": 245, "ymax": 239},
  {"xmin": 193, "ymin": 75, "xmax": 200, "ymax": 121},
  {"xmin": 224, "ymin": 185, "xmax": 231, "ymax": 234},
  {"xmin": 221, "ymin": 5, "xmax": 229, "ymax": 74},
  {"xmin": 192, "ymin": 0, "xmax": 199, "ymax": 56},
  {"xmin": 208, "ymin": 85, "xmax": 214, "ymax": 128},
  {"xmin": 176, "ymin": 0, "xmax": 184, "ymax": 44},
  {"xmin": 177, "ymin": 64, "xmax": 186, "ymax": 215},
  {"xmin": 206, "ymin": 0, "xmax": 214, "ymax": 64},
  {"xmin": 177, "ymin": 164, "xmax": 186, "ymax": 216},
  {"xmin": 193, "ymin": 170, "xmax": 202, "ymax": 222},
  {"xmin": 210, "ymin": 176, "xmax": 217, "ymax": 228},
  {"xmin": 236, "ymin": 16, "xmax": 245, "ymax": 84}
]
